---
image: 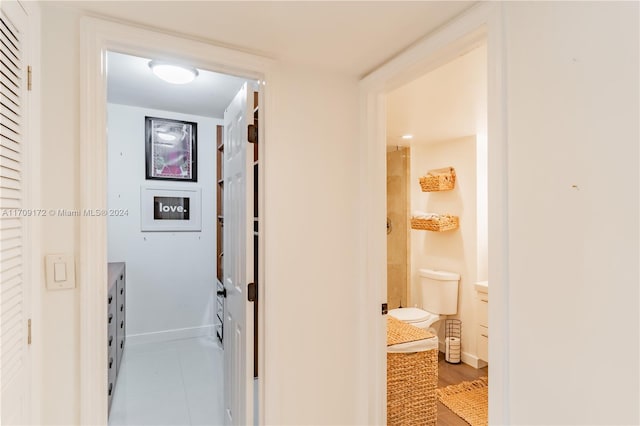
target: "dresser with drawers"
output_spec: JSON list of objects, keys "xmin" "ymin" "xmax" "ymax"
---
[{"xmin": 107, "ymin": 262, "xmax": 126, "ymax": 413}]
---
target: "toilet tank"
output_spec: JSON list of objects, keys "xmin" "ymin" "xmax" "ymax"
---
[{"xmin": 419, "ymin": 268, "xmax": 460, "ymax": 315}]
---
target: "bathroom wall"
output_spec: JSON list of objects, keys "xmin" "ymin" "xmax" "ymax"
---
[
  {"xmin": 107, "ymin": 103, "xmax": 219, "ymax": 342},
  {"xmin": 386, "ymin": 147, "xmax": 410, "ymax": 308},
  {"xmin": 410, "ymin": 135, "xmax": 484, "ymax": 365}
]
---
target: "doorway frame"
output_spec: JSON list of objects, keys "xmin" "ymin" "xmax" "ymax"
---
[
  {"xmin": 359, "ymin": 3, "xmax": 509, "ymax": 424},
  {"xmin": 79, "ymin": 17, "xmax": 272, "ymax": 425}
]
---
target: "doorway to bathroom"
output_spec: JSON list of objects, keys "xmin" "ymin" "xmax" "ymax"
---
[
  {"xmin": 385, "ymin": 43, "xmax": 488, "ymax": 358},
  {"xmin": 359, "ymin": 4, "xmax": 508, "ymax": 424},
  {"xmin": 384, "ymin": 43, "xmax": 489, "ymax": 424}
]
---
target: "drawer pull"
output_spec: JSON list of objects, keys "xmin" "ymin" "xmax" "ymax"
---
[
  {"xmin": 108, "ymin": 313, "xmax": 113, "ymax": 324},
  {"xmin": 120, "ymin": 274, "xmax": 123, "ymax": 280},
  {"xmin": 120, "ymin": 320, "xmax": 124, "ymax": 329},
  {"xmin": 481, "ymin": 334, "xmax": 488, "ymax": 338},
  {"xmin": 120, "ymin": 287, "xmax": 124, "ymax": 295},
  {"xmin": 120, "ymin": 340, "xmax": 124, "ymax": 349},
  {"xmin": 109, "ymin": 336, "xmax": 113, "ymax": 347},
  {"xmin": 480, "ymin": 298, "xmax": 488, "ymax": 303},
  {"xmin": 108, "ymin": 295, "xmax": 113, "ymax": 304},
  {"xmin": 120, "ymin": 304, "xmax": 124, "ymax": 312},
  {"xmin": 109, "ymin": 357, "xmax": 113, "ymax": 369},
  {"xmin": 108, "ymin": 383, "xmax": 113, "ymax": 396}
]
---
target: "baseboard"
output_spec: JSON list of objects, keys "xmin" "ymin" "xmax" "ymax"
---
[
  {"xmin": 438, "ymin": 340, "xmax": 488, "ymax": 369},
  {"xmin": 461, "ymin": 351, "xmax": 488, "ymax": 369},
  {"xmin": 126, "ymin": 325, "xmax": 214, "ymax": 345}
]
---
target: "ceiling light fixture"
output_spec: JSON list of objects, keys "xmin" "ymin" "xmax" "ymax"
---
[
  {"xmin": 148, "ymin": 60, "xmax": 199, "ymax": 85},
  {"xmin": 401, "ymin": 134, "xmax": 413, "ymax": 140},
  {"xmin": 156, "ymin": 132, "xmax": 177, "ymax": 142}
]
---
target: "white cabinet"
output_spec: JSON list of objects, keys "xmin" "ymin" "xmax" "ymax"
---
[{"xmin": 476, "ymin": 283, "xmax": 489, "ymax": 363}]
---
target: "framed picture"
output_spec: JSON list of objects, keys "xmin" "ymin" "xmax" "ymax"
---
[
  {"xmin": 140, "ymin": 186, "xmax": 202, "ymax": 232},
  {"xmin": 145, "ymin": 116, "xmax": 197, "ymax": 182}
]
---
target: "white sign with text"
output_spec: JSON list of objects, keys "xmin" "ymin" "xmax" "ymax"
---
[{"xmin": 141, "ymin": 186, "xmax": 202, "ymax": 231}]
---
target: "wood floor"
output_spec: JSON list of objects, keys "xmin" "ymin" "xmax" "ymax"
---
[{"xmin": 437, "ymin": 352, "xmax": 488, "ymax": 426}]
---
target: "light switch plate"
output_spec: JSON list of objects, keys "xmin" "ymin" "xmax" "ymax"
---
[{"xmin": 45, "ymin": 254, "xmax": 75, "ymax": 290}]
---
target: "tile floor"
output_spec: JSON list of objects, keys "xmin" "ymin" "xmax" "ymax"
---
[{"xmin": 109, "ymin": 336, "xmax": 224, "ymax": 426}]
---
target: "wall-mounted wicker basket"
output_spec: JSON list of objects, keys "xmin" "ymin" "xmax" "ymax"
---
[
  {"xmin": 419, "ymin": 167, "xmax": 456, "ymax": 192},
  {"xmin": 411, "ymin": 215, "xmax": 459, "ymax": 232}
]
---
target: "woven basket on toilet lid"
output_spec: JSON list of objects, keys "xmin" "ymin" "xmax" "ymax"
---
[{"xmin": 387, "ymin": 316, "xmax": 434, "ymax": 346}]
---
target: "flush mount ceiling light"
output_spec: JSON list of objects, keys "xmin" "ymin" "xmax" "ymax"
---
[
  {"xmin": 148, "ymin": 60, "xmax": 199, "ymax": 85},
  {"xmin": 156, "ymin": 132, "xmax": 177, "ymax": 142},
  {"xmin": 401, "ymin": 134, "xmax": 414, "ymax": 140}
]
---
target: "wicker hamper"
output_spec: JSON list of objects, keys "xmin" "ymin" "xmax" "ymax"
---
[{"xmin": 387, "ymin": 316, "xmax": 438, "ymax": 426}]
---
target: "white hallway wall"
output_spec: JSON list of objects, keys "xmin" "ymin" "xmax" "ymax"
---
[
  {"xmin": 503, "ymin": 2, "xmax": 638, "ymax": 424},
  {"xmin": 37, "ymin": 2, "xmax": 639, "ymax": 425},
  {"xmin": 39, "ymin": 4, "xmax": 360, "ymax": 425},
  {"xmin": 107, "ymin": 103, "xmax": 218, "ymax": 341}
]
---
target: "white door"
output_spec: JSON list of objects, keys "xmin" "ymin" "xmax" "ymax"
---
[
  {"xmin": 1, "ymin": 1, "xmax": 31, "ymax": 424},
  {"xmin": 223, "ymin": 82, "xmax": 255, "ymax": 426}
]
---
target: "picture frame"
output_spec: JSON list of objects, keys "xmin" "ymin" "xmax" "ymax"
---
[
  {"xmin": 140, "ymin": 186, "xmax": 202, "ymax": 232},
  {"xmin": 145, "ymin": 116, "xmax": 197, "ymax": 182}
]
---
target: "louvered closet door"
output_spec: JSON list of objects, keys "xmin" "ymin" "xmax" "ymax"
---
[{"xmin": 1, "ymin": 1, "xmax": 30, "ymax": 424}]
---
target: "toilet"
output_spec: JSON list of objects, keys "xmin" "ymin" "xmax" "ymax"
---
[{"xmin": 388, "ymin": 268, "xmax": 460, "ymax": 332}]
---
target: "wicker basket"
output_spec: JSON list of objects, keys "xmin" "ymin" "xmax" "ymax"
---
[
  {"xmin": 411, "ymin": 215, "xmax": 459, "ymax": 232},
  {"xmin": 387, "ymin": 317, "xmax": 438, "ymax": 426},
  {"xmin": 419, "ymin": 167, "xmax": 456, "ymax": 192}
]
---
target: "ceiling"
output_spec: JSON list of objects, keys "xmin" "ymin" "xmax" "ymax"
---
[
  {"xmin": 93, "ymin": 2, "xmax": 480, "ymax": 120},
  {"xmin": 386, "ymin": 44, "xmax": 487, "ymax": 147},
  {"xmin": 67, "ymin": 1, "xmax": 475, "ymax": 78},
  {"xmin": 107, "ymin": 51, "xmax": 249, "ymax": 117}
]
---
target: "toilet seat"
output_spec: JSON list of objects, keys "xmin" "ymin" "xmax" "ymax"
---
[{"xmin": 388, "ymin": 307, "xmax": 440, "ymax": 328}]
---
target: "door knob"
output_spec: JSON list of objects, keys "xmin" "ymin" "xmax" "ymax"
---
[{"xmin": 217, "ymin": 287, "xmax": 227, "ymax": 298}]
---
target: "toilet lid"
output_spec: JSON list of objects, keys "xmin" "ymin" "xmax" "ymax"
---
[{"xmin": 388, "ymin": 307, "xmax": 433, "ymax": 323}]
